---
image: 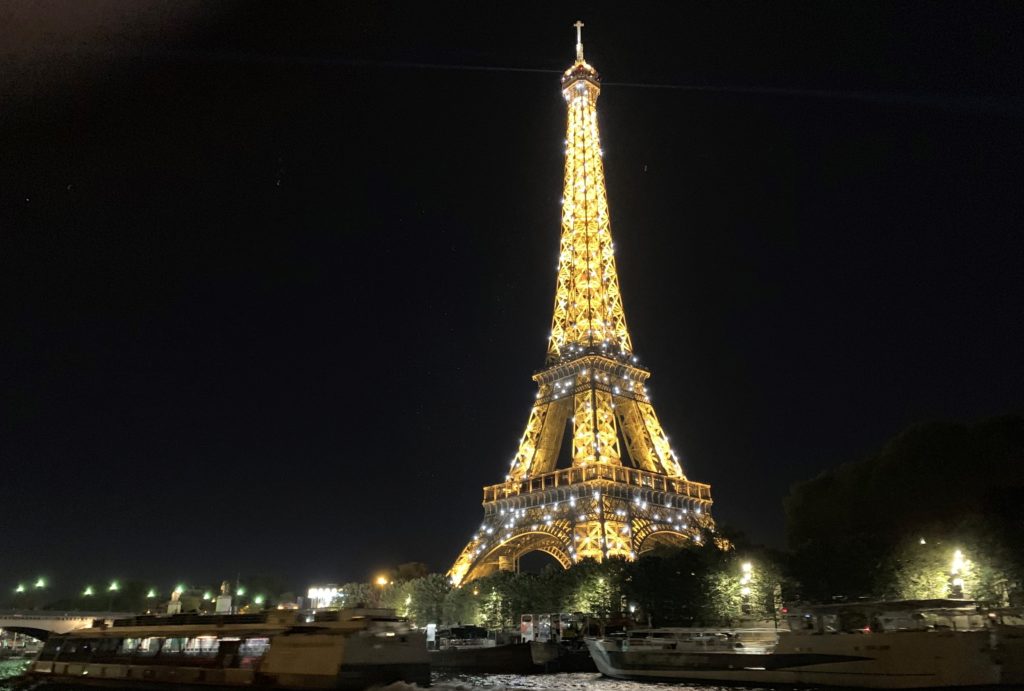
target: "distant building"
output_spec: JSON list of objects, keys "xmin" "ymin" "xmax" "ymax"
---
[{"xmin": 307, "ymin": 584, "xmax": 341, "ymax": 609}]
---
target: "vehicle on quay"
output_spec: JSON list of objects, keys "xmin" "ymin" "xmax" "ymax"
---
[
  {"xmin": 17, "ymin": 607, "xmax": 429, "ymax": 690},
  {"xmin": 586, "ymin": 599, "xmax": 1024, "ymax": 688}
]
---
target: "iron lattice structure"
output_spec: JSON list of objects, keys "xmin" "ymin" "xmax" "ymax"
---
[{"xmin": 449, "ymin": 25, "xmax": 714, "ymax": 586}]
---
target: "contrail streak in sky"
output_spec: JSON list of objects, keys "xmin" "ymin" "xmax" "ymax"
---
[{"xmin": 139, "ymin": 50, "xmax": 1022, "ymax": 116}]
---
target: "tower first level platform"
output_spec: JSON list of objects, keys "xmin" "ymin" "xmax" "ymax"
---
[
  {"xmin": 448, "ymin": 350, "xmax": 714, "ymax": 586},
  {"xmin": 451, "ymin": 459, "xmax": 713, "ymax": 584}
]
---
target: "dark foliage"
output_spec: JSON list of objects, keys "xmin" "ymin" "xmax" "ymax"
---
[{"xmin": 784, "ymin": 415, "xmax": 1024, "ymax": 600}]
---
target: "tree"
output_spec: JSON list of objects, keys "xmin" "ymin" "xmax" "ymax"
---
[
  {"xmin": 339, "ymin": 582, "xmax": 374, "ymax": 608},
  {"xmin": 785, "ymin": 416, "xmax": 1024, "ymax": 601},
  {"xmin": 406, "ymin": 574, "xmax": 450, "ymax": 626},
  {"xmin": 442, "ymin": 585, "xmax": 478, "ymax": 626}
]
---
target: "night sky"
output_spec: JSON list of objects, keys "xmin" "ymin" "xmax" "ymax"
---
[{"xmin": 3, "ymin": 2, "xmax": 1022, "ymax": 595}]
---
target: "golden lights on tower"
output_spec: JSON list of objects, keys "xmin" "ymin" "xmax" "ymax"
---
[{"xmin": 449, "ymin": 23, "xmax": 715, "ymax": 587}]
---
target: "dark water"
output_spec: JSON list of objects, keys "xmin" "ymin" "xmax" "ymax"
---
[
  {"xmin": 0, "ymin": 662, "xmax": 755, "ymax": 691},
  {"xmin": 3, "ymin": 666, "xmax": 1021, "ymax": 691},
  {"xmin": 427, "ymin": 674, "xmax": 758, "ymax": 691},
  {"xmin": 0, "ymin": 660, "xmax": 29, "ymax": 688}
]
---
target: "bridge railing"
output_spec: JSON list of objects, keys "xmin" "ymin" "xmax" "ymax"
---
[{"xmin": 0, "ymin": 610, "xmax": 134, "ymax": 621}]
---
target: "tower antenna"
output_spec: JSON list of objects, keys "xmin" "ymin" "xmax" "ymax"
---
[{"xmin": 574, "ymin": 20, "xmax": 585, "ymax": 61}]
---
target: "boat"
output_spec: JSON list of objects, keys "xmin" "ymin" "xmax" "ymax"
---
[
  {"xmin": 19, "ymin": 607, "xmax": 429, "ymax": 689},
  {"xmin": 586, "ymin": 599, "xmax": 1024, "ymax": 688},
  {"xmin": 429, "ymin": 625, "xmax": 536, "ymax": 674},
  {"xmin": 427, "ymin": 622, "xmax": 595, "ymax": 674}
]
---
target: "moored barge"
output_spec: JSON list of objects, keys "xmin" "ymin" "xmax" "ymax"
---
[{"xmin": 20, "ymin": 607, "xmax": 429, "ymax": 689}]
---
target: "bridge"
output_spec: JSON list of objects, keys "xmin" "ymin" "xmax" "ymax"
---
[{"xmin": 0, "ymin": 610, "xmax": 135, "ymax": 640}]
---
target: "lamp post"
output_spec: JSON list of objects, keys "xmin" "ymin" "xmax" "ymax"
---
[
  {"xmin": 950, "ymin": 549, "xmax": 968, "ymax": 598},
  {"xmin": 107, "ymin": 580, "xmax": 119, "ymax": 610},
  {"xmin": 740, "ymin": 562, "xmax": 754, "ymax": 616},
  {"xmin": 375, "ymin": 576, "xmax": 390, "ymax": 607}
]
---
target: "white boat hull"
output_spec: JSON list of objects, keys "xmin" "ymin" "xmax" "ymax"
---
[{"xmin": 588, "ymin": 630, "xmax": 1006, "ymax": 688}]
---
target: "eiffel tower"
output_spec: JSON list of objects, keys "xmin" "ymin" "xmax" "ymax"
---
[{"xmin": 449, "ymin": 23, "xmax": 715, "ymax": 586}]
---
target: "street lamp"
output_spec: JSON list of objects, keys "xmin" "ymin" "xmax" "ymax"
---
[
  {"xmin": 107, "ymin": 580, "xmax": 120, "ymax": 610},
  {"xmin": 375, "ymin": 576, "xmax": 390, "ymax": 606},
  {"xmin": 15, "ymin": 584, "xmax": 25, "ymax": 594},
  {"xmin": 950, "ymin": 549, "xmax": 968, "ymax": 598},
  {"xmin": 740, "ymin": 562, "xmax": 754, "ymax": 615},
  {"xmin": 146, "ymin": 589, "xmax": 157, "ymax": 599},
  {"xmin": 253, "ymin": 594, "xmax": 265, "ymax": 606},
  {"xmin": 35, "ymin": 578, "xmax": 46, "ymax": 589},
  {"xmin": 83, "ymin": 586, "xmax": 94, "ymax": 597}
]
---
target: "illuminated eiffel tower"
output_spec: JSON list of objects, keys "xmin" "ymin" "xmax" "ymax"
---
[{"xmin": 449, "ymin": 23, "xmax": 714, "ymax": 586}]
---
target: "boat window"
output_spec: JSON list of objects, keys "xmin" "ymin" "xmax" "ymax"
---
[
  {"xmin": 185, "ymin": 636, "xmax": 219, "ymax": 656},
  {"xmin": 161, "ymin": 637, "xmax": 189, "ymax": 654},
  {"xmin": 96, "ymin": 637, "xmax": 122, "ymax": 653},
  {"xmin": 55, "ymin": 638, "xmax": 95, "ymax": 662},
  {"xmin": 38, "ymin": 638, "xmax": 63, "ymax": 661},
  {"xmin": 119, "ymin": 638, "xmax": 140, "ymax": 654},
  {"xmin": 238, "ymin": 637, "xmax": 270, "ymax": 669},
  {"xmin": 90, "ymin": 637, "xmax": 123, "ymax": 661},
  {"xmin": 135, "ymin": 637, "xmax": 164, "ymax": 657}
]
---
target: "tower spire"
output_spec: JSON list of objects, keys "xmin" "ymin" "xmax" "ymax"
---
[{"xmin": 574, "ymin": 20, "xmax": 585, "ymax": 61}]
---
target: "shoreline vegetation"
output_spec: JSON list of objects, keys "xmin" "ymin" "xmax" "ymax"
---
[{"xmin": 5, "ymin": 416, "xmax": 1021, "ymax": 630}]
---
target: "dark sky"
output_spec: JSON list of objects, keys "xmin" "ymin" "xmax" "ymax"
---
[{"xmin": 3, "ymin": 1, "xmax": 1022, "ymax": 596}]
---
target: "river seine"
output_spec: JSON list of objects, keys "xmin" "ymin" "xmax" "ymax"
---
[
  {"xmin": 430, "ymin": 672, "xmax": 752, "ymax": 691},
  {"xmin": 0, "ymin": 659, "xmax": 762, "ymax": 691}
]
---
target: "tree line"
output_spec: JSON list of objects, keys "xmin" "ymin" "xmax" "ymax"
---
[{"xmin": 7, "ymin": 416, "xmax": 1020, "ymax": 628}]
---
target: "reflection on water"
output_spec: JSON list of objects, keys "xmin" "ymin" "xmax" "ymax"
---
[
  {"xmin": 0, "ymin": 659, "xmax": 29, "ymax": 686},
  {"xmin": 429, "ymin": 673, "xmax": 764, "ymax": 691},
  {"xmin": 0, "ymin": 665, "xmax": 768, "ymax": 691}
]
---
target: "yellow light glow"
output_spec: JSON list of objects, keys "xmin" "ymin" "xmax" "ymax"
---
[
  {"xmin": 951, "ymin": 549, "xmax": 966, "ymax": 575},
  {"xmin": 447, "ymin": 24, "xmax": 715, "ymax": 587}
]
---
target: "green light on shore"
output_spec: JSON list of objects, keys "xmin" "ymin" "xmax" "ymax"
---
[
  {"xmin": 108, "ymin": 580, "xmax": 120, "ymax": 592},
  {"xmin": 237, "ymin": 586, "xmax": 246, "ymax": 596},
  {"xmin": 83, "ymin": 586, "xmax": 94, "ymax": 596},
  {"xmin": 146, "ymin": 589, "xmax": 157, "ymax": 598},
  {"xmin": 15, "ymin": 584, "xmax": 25, "ymax": 594},
  {"xmin": 174, "ymin": 585, "xmax": 185, "ymax": 594},
  {"xmin": 35, "ymin": 578, "xmax": 46, "ymax": 589},
  {"xmin": 254, "ymin": 594, "xmax": 265, "ymax": 605}
]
